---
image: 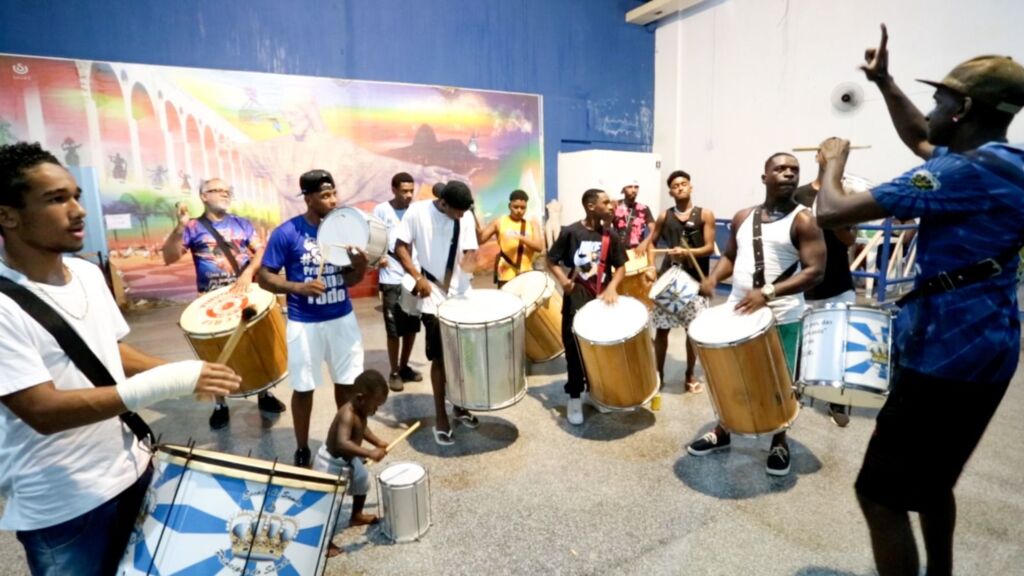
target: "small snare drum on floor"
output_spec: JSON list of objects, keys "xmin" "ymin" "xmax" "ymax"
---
[
  {"xmin": 573, "ymin": 296, "xmax": 659, "ymax": 410},
  {"xmin": 687, "ymin": 303, "xmax": 799, "ymax": 436},
  {"xmin": 618, "ymin": 250, "xmax": 655, "ymax": 310},
  {"xmin": 438, "ymin": 290, "xmax": 527, "ymax": 410},
  {"xmin": 317, "ymin": 206, "xmax": 388, "ymax": 267},
  {"xmin": 179, "ymin": 285, "xmax": 288, "ymax": 397},
  {"xmin": 500, "ymin": 271, "xmax": 564, "ymax": 362},
  {"xmin": 798, "ymin": 304, "xmax": 892, "ymax": 409},
  {"xmin": 377, "ymin": 461, "xmax": 431, "ymax": 543},
  {"xmin": 118, "ymin": 444, "xmax": 346, "ymax": 575},
  {"xmin": 648, "ymin": 266, "xmax": 701, "ymax": 318}
]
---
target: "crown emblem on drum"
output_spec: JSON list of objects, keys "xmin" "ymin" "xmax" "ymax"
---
[
  {"xmin": 228, "ymin": 511, "xmax": 298, "ymax": 561},
  {"xmin": 869, "ymin": 344, "xmax": 888, "ymax": 366}
]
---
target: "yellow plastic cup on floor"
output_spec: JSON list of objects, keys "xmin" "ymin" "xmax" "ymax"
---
[{"xmin": 650, "ymin": 393, "xmax": 662, "ymax": 412}]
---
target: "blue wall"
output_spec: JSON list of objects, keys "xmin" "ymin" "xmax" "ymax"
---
[{"xmin": 0, "ymin": 0, "xmax": 654, "ymax": 201}]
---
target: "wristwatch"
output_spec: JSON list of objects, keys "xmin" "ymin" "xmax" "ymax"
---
[{"xmin": 760, "ymin": 284, "xmax": 777, "ymax": 300}]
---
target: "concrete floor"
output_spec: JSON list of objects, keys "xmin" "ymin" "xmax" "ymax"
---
[{"xmin": 2, "ymin": 292, "xmax": 1023, "ymax": 576}]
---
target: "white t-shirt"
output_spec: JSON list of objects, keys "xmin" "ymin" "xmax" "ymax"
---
[
  {"xmin": 0, "ymin": 257, "xmax": 149, "ymax": 531},
  {"xmin": 395, "ymin": 200, "xmax": 478, "ymax": 300},
  {"xmin": 728, "ymin": 206, "xmax": 807, "ymax": 324},
  {"xmin": 373, "ymin": 200, "xmax": 414, "ymax": 285}
]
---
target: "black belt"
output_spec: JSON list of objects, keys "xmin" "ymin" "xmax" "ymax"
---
[{"xmin": 898, "ymin": 255, "xmax": 1010, "ymax": 305}]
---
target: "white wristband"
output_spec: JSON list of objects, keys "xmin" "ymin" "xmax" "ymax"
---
[{"xmin": 116, "ymin": 360, "xmax": 204, "ymax": 412}]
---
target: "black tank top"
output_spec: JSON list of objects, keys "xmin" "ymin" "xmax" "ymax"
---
[{"xmin": 658, "ymin": 206, "xmax": 710, "ymax": 279}]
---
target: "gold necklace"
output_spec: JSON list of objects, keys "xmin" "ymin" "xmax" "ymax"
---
[{"xmin": 0, "ymin": 256, "xmax": 89, "ymax": 320}]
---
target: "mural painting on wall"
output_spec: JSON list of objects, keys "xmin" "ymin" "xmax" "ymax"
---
[{"xmin": 0, "ymin": 54, "xmax": 544, "ymax": 303}]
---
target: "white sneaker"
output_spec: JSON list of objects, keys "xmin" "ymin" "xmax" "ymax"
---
[{"xmin": 567, "ymin": 397, "xmax": 584, "ymax": 425}]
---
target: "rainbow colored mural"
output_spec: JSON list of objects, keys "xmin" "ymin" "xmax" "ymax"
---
[{"xmin": 0, "ymin": 53, "xmax": 544, "ymax": 302}]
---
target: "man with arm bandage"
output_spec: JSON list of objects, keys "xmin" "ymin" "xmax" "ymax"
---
[{"xmin": 0, "ymin": 142, "xmax": 241, "ymax": 576}]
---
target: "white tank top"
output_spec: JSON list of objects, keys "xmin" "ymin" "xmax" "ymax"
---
[{"xmin": 728, "ymin": 205, "xmax": 806, "ymax": 324}]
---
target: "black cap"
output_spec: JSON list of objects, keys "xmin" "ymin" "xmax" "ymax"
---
[
  {"xmin": 299, "ymin": 169, "xmax": 335, "ymax": 195},
  {"xmin": 432, "ymin": 181, "xmax": 446, "ymax": 198},
  {"xmin": 440, "ymin": 181, "xmax": 474, "ymax": 211}
]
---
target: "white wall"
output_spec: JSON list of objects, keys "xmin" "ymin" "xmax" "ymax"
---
[{"xmin": 654, "ymin": 0, "xmax": 1024, "ymax": 219}]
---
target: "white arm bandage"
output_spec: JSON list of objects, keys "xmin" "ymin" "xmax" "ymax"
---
[{"xmin": 115, "ymin": 360, "xmax": 204, "ymax": 412}]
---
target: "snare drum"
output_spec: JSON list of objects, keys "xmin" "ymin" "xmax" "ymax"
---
[
  {"xmin": 317, "ymin": 206, "xmax": 388, "ymax": 267},
  {"xmin": 118, "ymin": 445, "xmax": 346, "ymax": 575},
  {"xmin": 618, "ymin": 250, "xmax": 655, "ymax": 310},
  {"xmin": 649, "ymin": 266, "xmax": 701, "ymax": 318},
  {"xmin": 377, "ymin": 461, "xmax": 431, "ymax": 543},
  {"xmin": 687, "ymin": 304, "xmax": 799, "ymax": 436},
  {"xmin": 179, "ymin": 285, "xmax": 288, "ymax": 397},
  {"xmin": 798, "ymin": 304, "xmax": 892, "ymax": 408},
  {"xmin": 573, "ymin": 296, "xmax": 659, "ymax": 410},
  {"xmin": 500, "ymin": 271, "xmax": 564, "ymax": 362},
  {"xmin": 438, "ymin": 290, "xmax": 527, "ymax": 410}
]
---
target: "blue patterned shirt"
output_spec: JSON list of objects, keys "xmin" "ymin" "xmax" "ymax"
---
[{"xmin": 871, "ymin": 143, "xmax": 1024, "ymax": 384}]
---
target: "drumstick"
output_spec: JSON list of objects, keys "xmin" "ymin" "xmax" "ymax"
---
[
  {"xmin": 791, "ymin": 145, "xmax": 872, "ymax": 152},
  {"xmin": 197, "ymin": 306, "xmax": 256, "ymax": 402},
  {"xmin": 385, "ymin": 421, "xmax": 421, "ymax": 454},
  {"xmin": 677, "ymin": 236, "xmax": 707, "ymax": 282},
  {"xmin": 316, "ymin": 244, "xmax": 329, "ymax": 282}
]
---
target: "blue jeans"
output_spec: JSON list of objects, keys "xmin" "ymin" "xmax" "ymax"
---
[{"xmin": 17, "ymin": 466, "xmax": 152, "ymax": 576}]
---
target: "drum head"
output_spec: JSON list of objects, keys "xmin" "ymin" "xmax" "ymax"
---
[
  {"xmin": 438, "ymin": 289, "xmax": 524, "ymax": 324},
  {"xmin": 379, "ymin": 461, "xmax": 426, "ymax": 487},
  {"xmin": 573, "ymin": 296, "xmax": 648, "ymax": 343},
  {"xmin": 156, "ymin": 444, "xmax": 342, "ymax": 491},
  {"xmin": 649, "ymin": 267, "xmax": 699, "ymax": 300},
  {"xmin": 179, "ymin": 285, "xmax": 275, "ymax": 336},
  {"xmin": 501, "ymin": 271, "xmax": 552, "ymax": 308},
  {"xmin": 317, "ymin": 207, "xmax": 370, "ymax": 267},
  {"xmin": 687, "ymin": 303, "xmax": 773, "ymax": 346}
]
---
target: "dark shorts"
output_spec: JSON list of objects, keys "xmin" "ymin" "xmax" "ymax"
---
[
  {"xmin": 855, "ymin": 366, "xmax": 1010, "ymax": 512},
  {"xmin": 421, "ymin": 313, "xmax": 443, "ymax": 362},
  {"xmin": 379, "ymin": 284, "xmax": 420, "ymax": 338}
]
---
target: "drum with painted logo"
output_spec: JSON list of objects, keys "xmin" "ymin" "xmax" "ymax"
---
[{"xmin": 648, "ymin": 265, "xmax": 702, "ymax": 319}]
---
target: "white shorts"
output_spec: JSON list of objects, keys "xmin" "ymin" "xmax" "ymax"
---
[{"xmin": 286, "ymin": 313, "xmax": 364, "ymax": 392}]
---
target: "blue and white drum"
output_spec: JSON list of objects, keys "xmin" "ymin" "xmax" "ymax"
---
[
  {"xmin": 797, "ymin": 304, "xmax": 892, "ymax": 408},
  {"xmin": 118, "ymin": 444, "xmax": 346, "ymax": 575},
  {"xmin": 648, "ymin": 266, "xmax": 701, "ymax": 318}
]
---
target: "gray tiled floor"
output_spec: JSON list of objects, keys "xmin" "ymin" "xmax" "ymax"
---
[{"xmin": 2, "ymin": 294, "xmax": 1022, "ymax": 575}]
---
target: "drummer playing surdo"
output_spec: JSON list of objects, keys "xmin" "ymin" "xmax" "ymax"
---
[
  {"xmin": 547, "ymin": 189, "xmax": 627, "ymax": 425},
  {"xmin": 373, "ymin": 172, "xmax": 423, "ymax": 392},
  {"xmin": 687, "ymin": 153, "xmax": 825, "ymax": 476},
  {"xmin": 313, "ymin": 370, "xmax": 389, "ymax": 558},
  {"xmin": 393, "ymin": 181, "xmax": 480, "ymax": 446},
  {"xmin": 0, "ymin": 142, "xmax": 241, "ymax": 575},
  {"xmin": 638, "ymin": 170, "xmax": 716, "ymax": 394},
  {"xmin": 161, "ymin": 176, "xmax": 285, "ymax": 429},
  {"xmin": 794, "ymin": 141, "xmax": 858, "ymax": 428},
  {"xmin": 257, "ymin": 169, "xmax": 369, "ymax": 467},
  {"xmin": 478, "ymin": 189, "xmax": 544, "ymax": 288},
  {"xmin": 816, "ymin": 25, "xmax": 1024, "ymax": 576}
]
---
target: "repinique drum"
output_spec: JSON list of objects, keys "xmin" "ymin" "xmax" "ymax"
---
[
  {"xmin": 798, "ymin": 304, "xmax": 892, "ymax": 408},
  {"xmin": 618, "ymin": 250, "xmax": 655, "ymax": 310},
  {"xmin": 179, "ymin": 285, "xmax": 287, "ymax": 397},
  {"xmin": 572, "ymin": 296, "xmax": 659, "ymax": 410},
  {"xmin": 500, "ymin": 271, "xmax": 564, "ymax": 362},
  {"xmin": 117, "ymin": 444, "xmax": 346, "ymax": 575},
  {"xmin": 438, "ymin": 290, "xmax": 527, "ymax": 410},
  {"xmin": 687, "ymin": 304, "xmax": 799, "ymax": 436},
  {"xmin": 376, "ymin": 461, "xmax": 431, "ymax": 544},
  {"xmin": 317, "ymin": 206, "xmax": 388, "ymax": 267},
  {"xmin": 648, "ymin": 266, "xmax": 701, "ymax": 318}
]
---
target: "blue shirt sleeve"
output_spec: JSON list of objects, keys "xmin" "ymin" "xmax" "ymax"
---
[
  {"xmin": 261, "ymin": 225, "xmax": 288, "ymax": 273},
  {"xmin": 870, "ymin": 147, "xmax": 991, "ymax": 220},
  {"xmin": 181, "ymin": 220, "xmax": 199, "ymax": 251}
]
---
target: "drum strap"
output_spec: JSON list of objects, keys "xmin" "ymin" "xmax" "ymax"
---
[
  {"xmin": 443, "ymin": 217, "xmax": 461, "ymax": 292},
  {"xmin": 494, "ymin": 219, "xmax": 528, "ymax": 283},
  {"xmin": 0, "ymin": 277, "xmax": 156, "ymax": 446},
  {"xmin": 751, "ymin": 207, "xmax": 799, "ymax": 288},
  {"xmin": 197, "ymin": 214, "xmax": 242, "ymax": 276},
  {"xmin": 594, "ymin": 229, "xmax": 611, "ymax": 295}
]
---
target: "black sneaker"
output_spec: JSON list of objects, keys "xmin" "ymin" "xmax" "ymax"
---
[
  {"xmin": 257, "ymin": 392, "xmax": 287, "ymax": 414},
  {"xmin": 209, "ymin": 405, "xmax": 230, "ymax": 430},
  {"xmin": 766, "ymin": 443, "xmax": 791, "ymax": 476},
  {"xmin": 828, "ymin": 403, "xmax": 850, "ymax": 428},
  {"xmin": 687, "ymin": 430, "xmax": 731, "ymax": 456},
  {"xmin": 398, "ymin": 366, "xmax": 423, "ymax": 382},
  {"xmin": 388, "ymin": 372, "xmax": 404, "ymax": 392},
  {"xmin": 294, "ymin": 447, "xmax": 312, "ymax": 468}
]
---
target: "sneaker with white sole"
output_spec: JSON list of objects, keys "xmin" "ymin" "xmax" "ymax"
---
[
  {"xmin": 567, "ymin": 397, "xmax": 584, "ymax": 425},
  {"xmin": 766, "ymin": 443, "xmax": 791, "ymax": 476},
  {"xmin": 687, "ymin": 430, "xmax": 731, "ymax": 455}
]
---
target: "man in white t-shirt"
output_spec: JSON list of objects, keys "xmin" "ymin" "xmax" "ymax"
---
[
  {"xmin": 0, "ymin": 142, "xmax": 240, "ymax": 575},
  {"xmin": 372, "ymin": 172, "xmax": 422, "ymax": 392},
  {"xmin": 394, "ymin": 181, "xmax": 479, "ymax": 446}
]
